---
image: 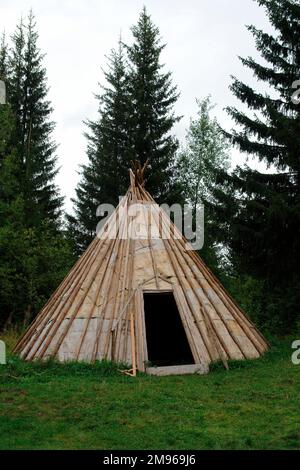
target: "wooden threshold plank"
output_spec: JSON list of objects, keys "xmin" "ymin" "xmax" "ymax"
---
[{"xmin": 146, "ymin": 363, "xmax": 209, "ymax": 376}]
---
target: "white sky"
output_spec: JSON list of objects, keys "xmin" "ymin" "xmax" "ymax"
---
[{"xmin": 1, "ymin": 0, "xmax": 273, "ymax": 211}]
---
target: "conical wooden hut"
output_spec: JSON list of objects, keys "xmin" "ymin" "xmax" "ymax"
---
[{"xmin": 14, "ymin": 164, "xmax": 268, "ymax": 375}]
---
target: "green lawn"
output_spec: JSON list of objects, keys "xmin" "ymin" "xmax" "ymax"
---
[{"xmin": 0, "ymin": 332, "xmax": 299, "ymax": 450}]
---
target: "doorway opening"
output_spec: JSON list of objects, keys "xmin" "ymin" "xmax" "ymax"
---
[{"xmin": 143, "ymin": 291, "xmax": 194, "ymax": 367}]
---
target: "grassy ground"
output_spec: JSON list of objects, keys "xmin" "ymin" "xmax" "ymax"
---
[{"xmin": 0, "ymin": 330, "xmax": 299, "ymax": 450}]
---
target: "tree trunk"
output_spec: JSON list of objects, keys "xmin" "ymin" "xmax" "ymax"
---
[{"xmin": 23, "ymin": 304, "xmax": 32, "ymax": 327}]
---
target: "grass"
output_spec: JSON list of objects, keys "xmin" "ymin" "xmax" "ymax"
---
[{"xmin": 0, "ymin": 331, "xmax": 299, "ymax": 450}]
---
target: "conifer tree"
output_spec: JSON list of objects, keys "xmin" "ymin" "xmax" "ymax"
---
[
  {"xmin": 70, "ymin": 8, "xmax": 182, "ymax": 253},
  {"xmin": 213, "ymin": 0, "xmax": 300, "ymax": 331},
  {"xmin": 0, "ymin": 33, "xmax": 22, "ymax": 227},
  {"xmin": 8, "ymin": 12, "xmax": 63, "ymax": 228},
  {"xmin": 126, "ymin": 7, "xmax": 181, "ymax": 202},
  {"xmin": 0, "ymin": 13, "xmax": 74, "ymax": 327},
  {"xmin": 69, "ymin": 42, "xmax": 130, "ymax": 253},
  {"xmin": 0, "ymin": 33, "xmax": 8, "ymax": 80}
]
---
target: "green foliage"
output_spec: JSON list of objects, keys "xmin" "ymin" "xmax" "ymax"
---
[
  {"xmin": 6, "ymin": 11, "xmax": 63, "ymax": 228},
  {"xmin": 0, "ymin": 222, "xmax": 74, "ymax": 328},
  {"xmin": 1, "ymin": 356, "xmax": 125, "ymax": 381},
  {"xmin": 178, "ymin": 96, "xmax": 230, "ymax": 209},
  {"xmin": 0, "ymin": 12, "xmax": 75, "ymax": 328},
  {"xmin": 0, "ymin": 338, "xmax": 299, "ymax": 449},
  {"xmin": 177, "ymin": 96, "xmax": 231, "ymax": 272},
  {"xmin": 213, "ymin": 0, "xmax": 300, "ymax": 332},
  {"xmin": 220, "ymin": 274, "xmax": 266, "ymax": 329},
  {"xmin": 0, "ymin": 32, "xmax": 8, "ymax": 80}
]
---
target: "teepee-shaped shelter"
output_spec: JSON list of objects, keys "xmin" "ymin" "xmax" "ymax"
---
[{"xmin": 14, "ymin": 163, "xmax": 268, "ymax": 375}]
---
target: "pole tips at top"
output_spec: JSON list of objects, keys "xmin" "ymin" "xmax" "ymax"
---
[{"xmin": 130, "ymin": 159, "xmax": 149, "ymax": 187}]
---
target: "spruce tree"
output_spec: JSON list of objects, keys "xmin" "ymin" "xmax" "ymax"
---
[
  {"xmin": 0, "ymin": 33, "xmax": 8, "ymax": 80},
  {"xmin": 70, "ymin": 8, "xmax": 182, "ymax": 253},
  {"xmin": 0, "ymin": 33, "xmax": 21, "ymax": 223},
  {"xmin": 69, "ymin": 42, "xmax": 130, "ymax": 253},
  {"xmin": 8, "ymin": 12, "xmax": 63, "ymax": 228},
  {"xmin": 0, "ymin": 102, "xmax": 23, "ymax": 327},
  {"xmin": 0, "ymin": 13, "xmax": 74, "ymax": 327},
  {"xmin": 214, "ymin": 0, "xmax": 300, "ymax": 331},
  {"xmin": 126, "ymin": 7, "xmax": 181, "ymax": 202}
]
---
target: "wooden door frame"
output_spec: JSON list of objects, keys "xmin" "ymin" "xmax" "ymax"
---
[{"xmin": 137, "ymin": 286, "xmax": 198, "ymax": 371}]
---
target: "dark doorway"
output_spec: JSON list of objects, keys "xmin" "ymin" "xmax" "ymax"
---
[{"xmin": 143, "ymin": 292, "xmax": 194, "ymax": 367}]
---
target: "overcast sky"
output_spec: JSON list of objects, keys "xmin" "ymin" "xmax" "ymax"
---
[{"xmin": 1, "ymin": 0, "xmax": 273, "ymax": 211}]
